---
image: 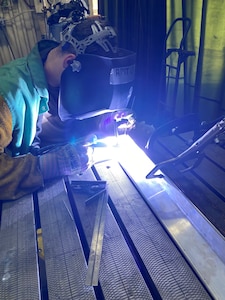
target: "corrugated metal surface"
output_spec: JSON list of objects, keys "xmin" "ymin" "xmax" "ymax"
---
[
  {"xmin": 0, "ymin": 0, "xmax": 92, "ymax": 65},
  {"xmin": 0, "ymin": 0, "xmax": 45, "ymax": 64}
]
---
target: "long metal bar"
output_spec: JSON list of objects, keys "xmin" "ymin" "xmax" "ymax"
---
[{"xmin": 85, "ymin": 189, "xmax": 108, "ymax": 286}]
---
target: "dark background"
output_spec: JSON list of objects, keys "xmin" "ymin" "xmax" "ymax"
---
[{"xmin": 98, "ymin": 0, "xmax": 166, "ymax": 124}]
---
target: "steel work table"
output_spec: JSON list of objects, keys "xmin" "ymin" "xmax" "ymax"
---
[{"xmin": 0, "ymin": 135, "xmax": 224, "ymax": 300}]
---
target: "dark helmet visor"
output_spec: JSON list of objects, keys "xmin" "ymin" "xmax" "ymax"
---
[{"xmin": 58, "ymin": 49, "xmax": 136, "ymax": 121}]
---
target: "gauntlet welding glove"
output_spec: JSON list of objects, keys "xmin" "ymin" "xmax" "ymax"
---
[{"xmin": 39, "ymin": 142, "xmax": 94, "ymax": 180}]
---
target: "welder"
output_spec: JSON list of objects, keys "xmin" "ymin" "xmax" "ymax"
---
[
  {"xmin": 0, "ymin": 17, "xmax": 136, "ymax": 200},
  {"xmin": 38, "ymin": 17, "xmax": 136, "ymax": 147}
]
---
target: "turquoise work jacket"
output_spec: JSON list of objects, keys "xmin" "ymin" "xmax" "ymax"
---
[{"xmin": 0, "ymin": 43, "xmax": 49, "ymax": 156}]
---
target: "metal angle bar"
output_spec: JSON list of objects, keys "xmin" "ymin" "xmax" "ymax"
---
[{"xmin": 85, "ymin": 189, "xmax": 108, "ymax": 286}]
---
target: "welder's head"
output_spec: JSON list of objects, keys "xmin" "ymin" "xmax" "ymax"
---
[{"xmin": 58, "ymin": 18, "xmax": 136, "ymax": 121}]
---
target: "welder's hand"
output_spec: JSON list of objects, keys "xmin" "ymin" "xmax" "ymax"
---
[
  {"xmin": 98, "ymin": 110, "xmax": 136, "ymax": 137},
  {"xmin": 39, "ymin": 142, "xmax": 94, "ymax": 180}
]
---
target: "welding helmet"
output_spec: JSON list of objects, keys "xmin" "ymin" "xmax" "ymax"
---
[{"xmin": 58, "ymin": 19, "xmax": 136, "ymax": 121}]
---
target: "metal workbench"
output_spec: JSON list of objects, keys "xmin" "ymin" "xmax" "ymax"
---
[{"xmin": 0, "ymin": 135, "xmax": 224, "ymax": 299}]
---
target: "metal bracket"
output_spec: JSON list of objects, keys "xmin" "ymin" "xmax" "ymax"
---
[{"xmin": 85, "ymin": 188, "xmax": 108, "ymax": 286}]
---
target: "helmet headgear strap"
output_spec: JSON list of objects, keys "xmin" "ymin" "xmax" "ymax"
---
[{"xmin": 61, "ymin": 20, "xmax": 117, "ymax": 55}]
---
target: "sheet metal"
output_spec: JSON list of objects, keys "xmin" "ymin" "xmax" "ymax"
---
[
  {"xmin": 94, "ymin": 158, "xmax": 212, "ymax": 299},
  {"xmin": 113, "ymin": 134, "xmax": 225, "ymax": 300},
  {"xmin": 69, "ymin": 173, "xmax": 155, "ymax": 299},
  {"xmin": 37, "ymin": 179, "xmax": 96, "ymax": 300},
  {"xmin": 0, "ymin": 195, "xmax": 40, "ymax": 300}
]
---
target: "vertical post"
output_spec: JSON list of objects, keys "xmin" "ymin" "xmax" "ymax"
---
[
  {"xmin": 182, "ymin": 0, "xmax": 189, "ymax": 114},
  {"xmin": 192, "ymin": 0, "xmax": 208, "ymax": 114}
]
